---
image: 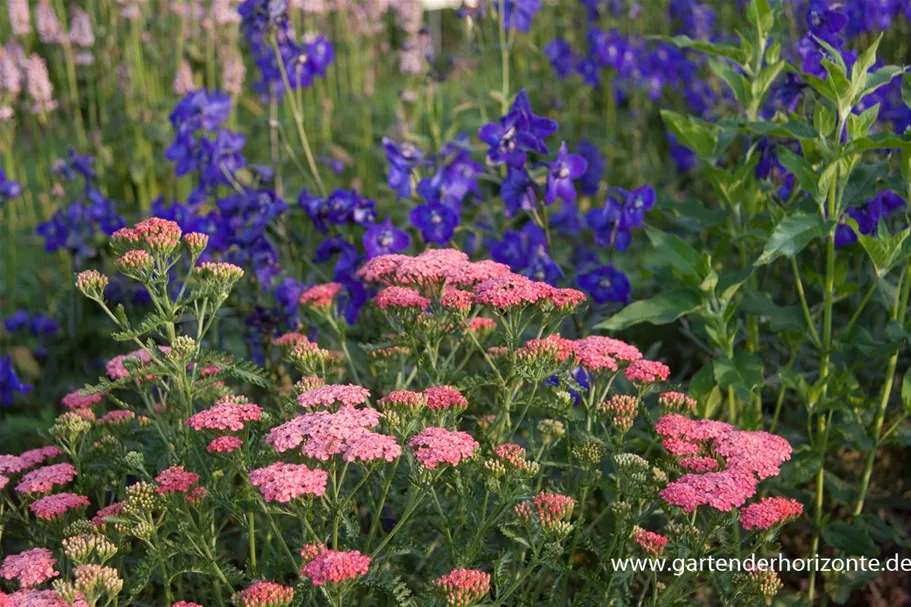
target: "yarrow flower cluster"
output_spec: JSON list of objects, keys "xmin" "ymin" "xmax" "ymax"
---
[
  {"xmin": 739, "ymin": 497, "xmax": 804, "ymax": 530},
  {"xmin": 297, "ymin": 384, "xmax": 371, "ymax": 409},
  {"xmin": 15, "ymin": 463, "xmax": 77, "ymax": 494},
  {"xmin": 432, "ymin": 569, "xmax": 491, "ymax": 607},
  {"xmin": 154, "ymin": 466, "xmax": 201, "ymax": 496},
  {"xmin": 299, "ymin": 545, "xmax": 371, "ymax": 586},
  {"xmin": 30, "ymin": 492, "xmax": 90, "ymax": 519},
  {"xmin": 632, "ymin": 527, "xmax": 669, "ymax": 556},
  {"xmin": 249, "ymin": 462, "xmax": 328, "ymax": 502},
  {"xmin": 232, "ymin": 580, "xmax": 294, "ymax": 607},
  {"xmin": 408, "ymin": 427, "xmax": 479, "ymax": 469},
  {"xmin": 0, "ymin": 548, "xmax": 59, "ymax": 588},
  {"xmin": 186, "ymin": 396, "xmax": 263, "ymax": 431}
]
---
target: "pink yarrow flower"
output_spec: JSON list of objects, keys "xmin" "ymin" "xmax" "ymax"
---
[
  {"xmin": 249, "ymin": 462, "xmax": 328, "ymax": 502},
  {"xmin": 443, "ymin": 260, "xmax": 511, "ymax": 287},
  {"xmin": 207, "ymin": 436, "xmax": 243, "ymax": 453},
  {"xmin": 440, "ymin": 288, "xmax": 476, "ymax": 311},
  {"xmin": 472, "ymin": 273, "xmax": 553, "ymax": 308},
  {"xmin": 6, "ymin": 590, "xmax": 87, "ymax": 607},
  {"xmin": 274, "ymin": 332, "xmax": 312, "ymax": 349},
  {"xmin": 19, "ymin": 447, "xmax": 63, "ymax": 469},
  {"xmin": 408, "ymin": 427, "xmax": 479, "ymax": 469},
  {"xmin": 378, "ymin": 390, "xmax": 426, "ymax": 410},
  {"xmin": 30, "ymin": 492, "xmax": 90, "ymax": 519},
  {"xmin": 105, "ymin": 347, "xmax": 171, "ymax": 380},
  {"xmin": 624, "ymin": 359, "xmax": 671, "ymax": 383},
  {"xmin": 300, "ymin": 546, "xmax": 371, "ymax": 586},
  {"xmin": 15, "ymin": 463, "xmax": 77, "ymax": 494},
  {"xmin": 0, "ymin": 475, "xmax": 7, "ymax": 490},
  {"xmin": 549, "ymin": 288, "xmax": 587, "ymax": 310},
  {"xmin": 740, "ymin": 497, "xmax": 804, "ymax": 530},
  {"xmin": 0, "ymin": 455, "xmax": 27, "ymax": 475},
  {"xmin": 357, "ymin": 254, "xmax": 410, "ymax": 284},
  {"xmin": 186, "ymin": 397, "xmax": 263, "ymax": 432},
  {"xmin": 92, "ymin": 502, "xmax": 124, "ymax": 528},
  {"xmin": 518, "ymin": 335, "xmax": 577, "ymax": 363},
  {"xmin": 574, "ymin": 336, "xmax": 642, "ymax": 372},
  {"xmin": 659, "ymin": 468, "xmax": 759, "ymax": 513},
  {"xmin": 98, "ymin": 410, "xmax": 135, "ymax": 425},
  {"xmin": 395, "ymin": 249, "xmax": 470, "ymax": 287},
  {"xmin": 679, "ymin": 456, "xmax": 720, "ymax": 473},
  {"xmin": 632, "ymin": 528, "xmax": 668, "ymax": 556},
  {"xmin": 61, "ymin": 390, "xmax": 104, "ymax": 410},
  {"xmin": 154, "ymin": 466, "xmax": 201, "ymax": 496},
  {"xmin": 423, "ymin": 386, "xmax": 468, "ymax": 410},
  {"xmin": 0, "ymin": 548, "xmax": 58, "ymax": 588},
  {"xmin": 297, "ymin": 384, "xmax": 371, "ymax": 409},
  {"xmin": 341, "ymin": 432, "xmax": 401, "ymax": 464},
  {"xmin": 299, "ymin": 282, "xmax": 343, "ymax": 309},
  {"xmin": 232, "ymin": 580, "xmax": 294, "ymax": 607},
  {"xmin": 374, "ymin": 286, "xmax": 430, "ymax": 310},
  {"xmin": 433, "ymin": 569, "xmax": 491, "ymax": 607}
]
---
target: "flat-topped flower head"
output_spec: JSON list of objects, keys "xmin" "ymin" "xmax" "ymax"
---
[
  {"xmin": 468, "ymin": 317, "xmax": 497, "ymax": 334},
  {"xmin": 714, "ymin": 431, "xmax": 792, "ymax": 480},
  {"xmin": 574, "ymin": 336, "xmax": 642, "ymax": 373},
  {"xmin": 98, "ymin": 410, "xmax": 135, "ymax": 426},
  {"xmin": 473, "ymin": 273, "xmax": 553, "ymax": 309},
  {"xmin": 207, "ymin": 436, "xmax": 243, "ymax": 453},
  {"xmin": 154, "ymin": 466, "xmax": 201, "ymax": 496},
  {"xmin": 131, "ymin": 217, "xmax": 183, "ymax": 255},
  {"xmin": 518, "ymin": 335, "xmax": 577, "ymax": 364},
  {"xmin": 249, "ymin": 462, "xmax": 328, "ymax": 502},
  {"xmin": 488, "ymin": 443, "xmax": 539, "ymax": 477},
  {"xmin": 194, "ymin": 261, "xmax": 244, "ymax": 287},
  {"xmin": 19, "ymin": 446, "xmax": 62, "ymax": 468},
  {"xmin": 679, "ymin": 456, "xmax": 720, "ymax": 473},
  {"xmin": 659, "ymin": 468, "xmax": 758, "ymax": 513},
  {"xmin": 182, "ymin": 232, "xmax": 209, "ymax": 256},
  {"xmin": 357, "ymin": 254, "xmax": 409, "ymax": 284},
  {"xmin": 74, "ymin": 270, "xmax": 108, "ymax": 300},
  {"xmin": 91, "ymin": 502, "xmax": 124, "ymax": 529},
  {"xmin": 233, "ymin": 581, "xmax": 294, "ymax": 607},
  {"xmin": 115, "ymin": 249, "xmax": 153, "ymax": 274},
  {"xmin": 548, "ymin": 288, "xmax": 587, "ymax": 312},
  {"xmin": 1, "ymin": 548, "xmax": 58, "ymax": 588},
  {"xmin": 300, "ymin": 548, "xmax": 371, "ymax": 586},
  {"xmin": 632, "ymin": 527, "xmax": 668, "ymax": 557},
  {"xmin": 61, "ymin": 390, "xmax": 104, "ymax": 410},
  {"xmin": 530, "ymin": 491, "xmax": 575, "ymax": 538},
  {"xmin": 297, "ymin": 384, "xmax": 371, "ymax": 409},
  {"xmin": 342, "ymin": 432, "xmax": 402, "ymax": 464},
  {"xmin": 409, "ymin": 427, "xmax": 479, "ymax": 469},
  {"xmin": 440, "ymin": 288, "xmax": 475, "ymax": 311},
  {"xmin": 433, "ymin": 569, "xmax": 491, "ymax": 607},
  {"xmin": 374, "ymin": 286, "xmax": 430, "ymax": 311},
  {"xmin": 5, "ymin": 589, "xmax": 87, "ymax": 606},
  {"xmin": 443, "ymin": 260, "xmax": 511, "ymax": 287},
  {"xmin": 625, "ymin": 359, "xmax": 671, "ymax": 384},
  {"xmin": 186, "ymin": 397, "xmax": 262, "ymax": 432},
  {"xmin": 740, "ymin": 497, "xmax": 803, "ymax": 530},
  {"xmin": 274, "ymin": 332, "xmax": 311, "ymax": 350},
  {"xmin": 0, "ymin": 455, "xmax": 27, "ymax": 475},
  {"xmin": 298, "ymin": 282, "xmax": 343, "ymax": 309},
  {"xmin": 378, "ymin": 390, "xmax": 427, "ymax": 411},
  {"xmin": 30, "ymin": 492, "xmax": 91, "ymax": 519},
  {"xmin": 0, "ymin": 474, "xmax": 7, "ymax": 490},
  {"xmin": 395, "ymin": 249, "xmax": 470, "ymax": 288},
  {"xmin": 105, "ymin": 347, "xmax": 170, "ymax": 381},
  {"xmin": 423, "ymin": 386, "xmax": 468, "ymax": 410},
  {"xmin": 16, "ymin": 463, "xmax": 77, "ymax": 494},
  {"xmin": 73, "ymin": 564, "xmax": 123, "ymax": 597}
]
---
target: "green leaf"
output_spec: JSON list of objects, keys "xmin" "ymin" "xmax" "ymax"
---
[
  {"xmin": 854, "ymin": 220, "xmax": 911, "ymax": 277},
  {"xmin": 845, "ymin": 131, "xmax": 911, "ymax": 155},
  {"xmin": 740, "ymin": 290, "xmax": 806, "ymax": 333},
  {"xmin": 849, "ymin": 34, "xmax": 882, "ymax": 92},
  {"xmin": 821, "ymin": 521, "xmax": 877, "ymax": 557},
  {"xmin": 710, "ymin": 59, "xmax": 751, "ymax": 107},
  {"xmin": 644, "ymin": 226, "xmax": 707, "ymax": 284},
  {"xmin": 821, "ymin": 58, "xmax": 852, "ymax": 111},
  {"xmin": 847, "ymin": 104, "xmax": 879, "ymax": 141},
  {"xmin": 744, "ymin": 119, "xmax": 819, "ymax": 140},
  {"xmin": 664, "ymin": 35, "xmax": 747, "ymax": 64},
  {"xmin": 713, "ymin": 351, "xmax": 764, "ymax": 401},
  {"xmin": 751, "ymin": 61, "xmax": 786, "ymax": 108},
  {"xmin": 660, "ymin": 110, "xmax": 718, "ymax": 160},
  {"xmin": 755, "ymin": 213, "xmax": 832, "ymax": 266},
  {"xmin": 901, "ymin": 366, "xmax": 911, "ymax": 415},
  {"xmin": 815, "ymin": 37, "xmax": 847, "ymax": 74},
  {"xmin": 776, "ymin": 147, "xmax": 817, "ymax": 198},
  {"xmin": 746, "ymin": 0, "xmax": 774, "ymax": 38},
  {"xmin": 901, "ymin": 72, "xmax": 911, "ymax": 110},
  {"xmin": 854, "ymin": 65, "xmax": 904, "ymax": 103},
  {"xmin": 814, "ymin": 103, "xmax": 837, "ymax": 138},
  {"xmin": 595, "ymin": 289, "xmax": 703, "ymax": 331}
]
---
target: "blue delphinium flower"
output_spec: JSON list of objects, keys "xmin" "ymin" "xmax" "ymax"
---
[
  {"xmin": 669, "ymin": 0, "xmax": 716, "ymax": 38},
  {"xmin": 836, "ymin": 190, "xmax": 906, "ymax": 248},
  {"xmin": 489, "ymin": 224, "xmax": 561, "ymax": 283},
  {"xmin": 577, "ymin": 140, "xmax": 605, "ymax": 196},
  {"xmin": 622, "ymin": 185, "xmax": 656, "ymax": 229},
  {"xmin": 416, "ymin": 136, "xmax": 483, "ymax": 210},
  {"xmin": 500, "ymin": 168, "xmax": 537, "ymax": 217},
  {"xmin": 410, "ymin": 203, "xmax": 460, "ymax": 245},
  {"xmin": 382, "ymin": 138, "xmax": 424, "ymax": 200},
  {"xmin": 0, "ymin": 160, "xmax": 23, "ymax": 205},
  {"xmin": 3, "ymin": 310, "xmax": 31, "ymax": 333},
  {"xmin": 500, "ymin": 0, "xmax": 542, "ymax": 32},
  {"xmin": 274, "ymin": 276, "xmax": 305, "ymax": 327},
  {"xmin": 544, "ymin": 38, "xmax": 577, "ymax": 79},
  {"xmin": 576, "ymin": 265, "xmax": 631, "ymax": 303},
  {"xmin": 478, "ymin": 89, "xmax": 556, "ymax": 168},
  {"xmin": 545, "ymin": 142, "xmax": 587, "ymax": 205},
  {"xmin": 364, "ymin": 218, "xmax": 411, "ymax": 258},
  {"xmin": 30, "ymin": 314, "xmax": 59, "ymax": 337},
  {"xmin": 0, "ymin": 355, "xmax": 33, "ymax": 407}
]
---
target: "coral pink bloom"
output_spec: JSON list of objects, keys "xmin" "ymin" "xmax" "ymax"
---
[
  {"xmin": 5, "ymin": 589, "xmax": 86, "ymax": 607},
  {"xmin": 395, "ymin": 249, "xmax": 470, "ymax": 287},
  {"xmin": 297, "ymin": 384, "xmax": 371, "ymax": 409},
  {"xmin": 740, "ymin": 497, "xmax": 804, "ymax": 530},
  {"xmin": 105, "ymin": 347, "xmax": 171, "ymax": 380},
  {"xmin": 532, "ymin": 491, "xmax": 576, "ymax": 530},
  {"xmin": 423, "ymin": 386, "xmax": 468, "ymax": 410},
  {"xmin": 443, "ymin": 259, "xmax": 511, "ymax": 287},
  {"xmin": 408, "ymin": 427, "xmax": 479, "ymax": 469},
  {"xmin": 61, "ymin": 390, "xmax": 104, "ymax": 410},
  {"xmin": 98, "ymin": 410, "xmax": 135, "ymax": 425},
  {"xmin": 299, "ymin": 282, "xmax": 343, "ymax": 309},
  {"xmin": 30, "ymin": 492, "xmax": 90, "ymax": 519},
  {"xmin": 472, "ymin": 273, "xmax": 553, "ymax": 308},
  {"xmin": 378, "ymin": 390, "xmax": 426, "ymax": 410},
  {"xmin": 274, "ymin": 332, "xmax": 311, "ymax": 349},
  {"xmin": 623, "ymin": 359, "xmax": 671, "ymax": 383},
  {"xmin": 574, "ymin": 336, "xmax": 642, "ymax": 372},
  {"xmin": 300, "ymin": 547, "xmax": 371, "ymax": 586},
  {"xmin": 659, "ymin": 468, "xmax": 758, "ymax": 513},
  {"xmin": 186, "ymin": 398, "xmax": 262, "ymax": 432},
  {"xmin": 440, "ymin": 288, "xmax": 476, "ymax": 311},
  {"xmin": 207, "ymin": 436, "xmax": 243, "ymax": 454},
  {"xmin": 233, "ymin": 580, "xmax": 294, "ymax": 607},
  {"xmin": 632, "ymin": 528, "xmax": 669, "ymax": 556},
  {"xmin": 433, "ymin": 568, "xmax": 491, "ymax": 607},
  {"xmin": 0, "ymin": 475, "xmax": 7, "ymax": 490},
  {"xmin": 0, "ymin": 548, "xmax": 58, "ymax": 588},
  {"xmin": 15, "ymin": 463, "xmax": 77, "ymax": 494},
  {"xmin": 549, "ymin": 288, "xmax": 587, "ymax": 310},
  {"xmin": 249, "ymin": 462, "xmax": 328, "ymax": 502},
  {"xmin": 357, "ymin": 254, "xmax": 409, "ymax": 284},
  {"xmin": 374, "ymin": 286, "xmax": 430, "ymax": 310},
  {"xmin": 714, "ymin": 431, "xmax": 792, "ymax": 480},
  {"xmin": 468, "ymin": 317, "xmax": 497, "ymax": 332},
  {"xmin": 92, "ymin": 502, "xmax": 124, "ymax": 528},
  {"xmin": 341, "ymin": 432, "xmax": 402, "ymax": 464},
  {"xmin": 19, "ymin": 446, "xmax": 62, "ymax": 469},
  {"xmin": 155, "ymin": 466, "xmax": 201, "ymax": 496},
  {"xmin": 170, "ymin": 603, "xmax": 204, "ymax": 607},
  {"xmin": 518, "ymin": 335, "xmax": 578, "ymax": 363},
  {"xmin": 0, "ymin": 455, "xmax": 27, "ymax": 475},
  {"xmin": 679, "ymin": 456, "xmax": 720, "ymax": 473}
]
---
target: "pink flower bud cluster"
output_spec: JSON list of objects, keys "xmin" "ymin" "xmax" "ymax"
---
[
  {"xmin": 15, "ymin": 463, "xmax": 77, "ymax": 494},
  {"xmin": 105, "ymin": 346, "xmax": 170, "ymax": 381},
  {"xmin": 194, "ymin": 261, "xmax": 245, "ymax": 283},
  {"xmin": 408, "ymin": 427, "xmax": 479, "ymax": 469},
  {"xmin": 61, "ymin": 389, "xmax": 105, "ymax": 410},
  {"xmin": 299, "ymin": 545, "xmax": 371, "ymax": 586},
  {"xmin": 423, "ymin": 385, "xmax": 468, "ymax": 410},
  {"xmin": 739, "ymin": 497, "xmax": 804, "ymax": 530},
  {"xmin": 432, "ymin": 569, "xmax": 491, "ymax": 607},
  {"xmin": 233, "ymin": 581, "xmax": 294, "ymax": 607},
  {"xmin": 207, "ymin": 435, "xmax": 243, "ymax": 453},
  {"xmin": 531, "ymin": 491, "xmax": 575, "ymax": 531},
  {"xmin": 0, "ymin": 548, "xmax": 59, "ymax": 588},
  {"xmin": 273, "ymin": 332, "xmax": 312, "ymax": 349},
  {"xmin": 517, "ymin": 335, "xmax": 577, "ymax": 364},
  {"xmin": 98, "ymin": 410, "xmax": 135, "ymax": 425},
  {"xmin": 30, "ymin": 492, "xmax": 90, "ymax": 519},
  {"xmin": 598, "ymin": 395, "xmax": 640, "ymax": 431},
  {"xmin": 658, "ymin": 391, "xmax": 697, "ymax": 413},
  {"xmin": 249, "ymin": 462, "xmax": 328, "ymax": 502},
  {"xmin": 116, "ymin": 249, "xmax": 154, "ymax": 272},
  {"xmin": 114, "ymin": 218, "xmax": 182, "ymax": 255},
  {"xmin": 74, "ymin": 270, "xmax": 109, "ymax": 298},
  {"xmin": 632, "ymin": 527, "xmax": 669, "ymax": 556},
  {"xmin": 378, "ymin": 389, "xmax": 427, "ymax": 410},
  {"xmin": 297, "ymin": 384, "xmax": 371, "ymax": 409},
  {"xmin": 440, "ymin": 288, "xmax": 475, "ymax": 311},
  {"xmin": 298, "ymin": 282, "xmax": 343, "ymax": 309},
  {"xmin": 624, "ymin": 359, "xmax": 671, "ymax": 384}
]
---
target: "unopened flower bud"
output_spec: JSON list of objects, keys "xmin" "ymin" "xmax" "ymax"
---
[
  {"xmin": 169, "ymin": 335, "xmax": 197, "ymax": 363},
  {"xmin": 538, "ymin": 419, "xmax": 565, "ymax": 443},
  {"xmin": 183, "ymin": 232, "xmax": 209, "ymax": 256},
  {"xmin": 75, "ymin": 270, "xmax": 109, "ymax": 300}
]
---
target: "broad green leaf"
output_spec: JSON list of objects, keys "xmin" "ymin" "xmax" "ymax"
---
[
  {"xmin": 821, "ymin": 521, "xmax": 877, "ymax": 557},
  {"xmin": 644, "ymin": 226, "xmax": 708, "ymax": 284},
  {"xmin": 814, "ymin": 103, "xmax": 836, "ymax": 138},
  {"xmin": 755, "ymin": 213, "xmax": 832, "ymax": 266},
  {"xmin": 664, "ymin": 35, "xmax": 747, "ymax": 64},
  {"xmin": 751, "ymin": 61, "xmax": 786, "ymax": 109},
  {"xmin": 901, "ymin": 366, "xmax": 911, "ymax": 415},
  {"xmin": 849, "ymin": 34, "xmax": 882, "ymax": 92},
  {"xmin": 660, "ymin": 110, "xmax": 718, "ymax": 160},
  {"xmin": 845, "ymin": 131, "xmax": 911, "ymax": 155},
  {"xmin": 777, "ymin": 147, "xmax": 817, "ymax": 198},
  {"xmin": 815, "ymin": 37, "xmax": 847, "ymax": 74},
  {"xmin": 744, "ymin": 119, "xmax": 819, "ymax": 140},
  {"xmin": 713, "ymin": 351, "xmax": 764, "ymax": 401},
  {"xmin": 902, "ymin": 72, "xmax": 911, "ymax": 110},
  {"xmin": 746, "ymin": 0, "xmax": 774, "ymax": 39},
  {"xmin": 853, "ymin": 220, "xmax": 911, "ymax": 277},
  {"xmin": 821, "ymin": 58, "xmax": 852, "ymax": 111},
  {"xmin": 740, "ymin": 290, "xmax": 806, "ymax": 333},
  {"xmin": 710, "ymin": 59, "xmax": 750, "ymax": 108},
  {"xmin": 595, "ymin": 289, "xmax": 703, "ymax": 331},
  {"xmin": 847, "ymin": 104, "xmax": 879, "ymax": 141},
  {"xmin": 854, "ymin": 65, "xmax": 904, "ymax": 103}
]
